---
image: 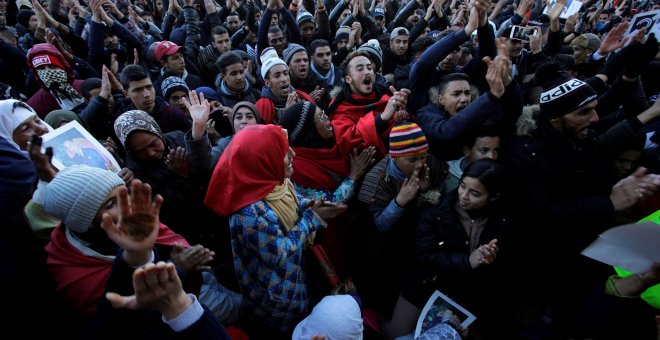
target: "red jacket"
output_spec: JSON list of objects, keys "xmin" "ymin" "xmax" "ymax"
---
[
  {"xmin": 328, "ymin": 92, "xmax": 392, "ymax": 157},
  {"xmin": 256, "ymin": 89, "xmax": 315, "ymax": 124}
]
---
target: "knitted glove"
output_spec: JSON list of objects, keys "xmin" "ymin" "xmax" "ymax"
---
[{"xmin": 623, "ymin": 33, "xmax": 659, "ymax": 78}]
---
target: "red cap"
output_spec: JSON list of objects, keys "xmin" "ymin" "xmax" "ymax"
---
[
  {"xmin": 31, "ymin": 54, "xmax": 67, "ymax": 70},
  {"xmin": 154, "ymin": 41, "xmax": 184, "ymax": 61}
]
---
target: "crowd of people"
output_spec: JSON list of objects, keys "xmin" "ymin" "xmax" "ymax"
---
[{"xmin": 2, "ymin": 0, "xmax": 660, "ymax": 337}]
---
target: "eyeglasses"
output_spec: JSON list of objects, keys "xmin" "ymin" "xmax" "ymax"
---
[{"xmin": 314, "ymin": 110, "xmax": 328, "ymax": 123}]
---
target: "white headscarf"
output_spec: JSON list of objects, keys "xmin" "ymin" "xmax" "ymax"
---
[
  {"xmin": 292, "ymin": 295, "xmax": 364, "ymax": 340},
  {"xmin": 0, "ymin": 99, "xmax": 39, "ymax": 152}
]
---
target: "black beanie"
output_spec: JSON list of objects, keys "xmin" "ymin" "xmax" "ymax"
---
[
  {"xmin": 537, "ymin": 63, "xmax": 598, "ymax": 118},
  {"xmin": 279, "ymin": 100, "xmax": 318, "ymax": 147},
  {"xmin": 17, "ymin": 9, "xmax": 35, "ymax": 28}
]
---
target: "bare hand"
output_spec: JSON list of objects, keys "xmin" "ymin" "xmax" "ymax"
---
[
  {"xmin": 309, "ymin": 86, "xmax": 325, "ymax": 102},
  {"xmin": 547, "ymin": 0, "xmax": 566, "ymax": 21},
  {"xmin": 286, "ymin": 91, "xmax": 300, "ymax": 108},
  {"xmin": 105, "ymin": 261, "xmax": 193, "ymax": 320},
  {"xmin": 418, "ymin": 164, "xmax": 431, "ymax": 192},
  {"xmin": 27, "ymin": 135, "xmax": 57, "ymax": 182},
  {"xmin": 610, "ymin": 167, "xmax": 660, "ymax": 211},
  {"xmin": 598, "ymin": 21, "xmax": 630, "ymax": 55},
  {"xmin": 167, "ymin": 146, "xmax": 190, "ymax": 177},
  {"xmin": 311, "ymin": 200, "xmax": 348, "ymax": 220},
  {"xmin": 102, "ymin": 136, "xmax": 118, "ymax": 155},
  {"xmin": 469, "ymin": 239, "xmax": 498, "ymax": 268},
  {"xmin": 182, "ymin": 90, "xmax": 210, "ymax": 140},
  {"xmin": 170, "ymin": 243, "xmax": 215, "ymax": 272},
  {"xmin": 528, "ymin": 26, "xmax": 543, "ymax": 53},
  {"xmin": 101, "ymin": 179, "xmax": 163, "ymax": 265},
  {"xmin": 110, "ymin": 53, "xmax": 119, "ymax": 75},
  {"xmin": 117, "ymin": 167, "xmax": 135, "ymax": 185},
  {"xmin": 348, "ymin": 146, "xmax": 376, "ymax": 180},
  {"xmin": 396, "ymin": 171, "xmax": 420, "ymax": 206},
  {"xmin": 382, "ymin": 86, "xmax": 411, "ymax": 120},
  {"xmin": 205, "ymin": 120, "xmax": 221, "ymax": 143}
]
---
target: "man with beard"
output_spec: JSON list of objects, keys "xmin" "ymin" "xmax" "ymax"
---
[
  {"xmin": 255, "ymin": 47, "xmax": 314, "ymax": 124},
  {"xmin": 283, "ymin": 43, "xmax": 327, "ymax": 107},
  {"xmin": 197, "ymin": 26, "xmax": 233, "ymax": 85},
  {"xmin": 507, "ymin": 63, "xmax": 660, "ymax": 336},
  {"xmin": 326, "ymin": 50, "xmax": 410, "ymax": 157},
  {"xmin": 309, "ymin": 39, "xmax": 343, "ymax": 91},
  {"xmin": 381, "ymin": 27, "xmax": 411, "ymax": 75}
]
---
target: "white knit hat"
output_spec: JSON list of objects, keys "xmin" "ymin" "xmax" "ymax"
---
[
  {"xmin": 44, "ymin": 165, "xmax": 125, "ymax": 234},
  {"xmin": 260, "ymin": 47, "xmax": 288, "ymax": 79}
]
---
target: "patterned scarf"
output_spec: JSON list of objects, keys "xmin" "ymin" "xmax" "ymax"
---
[
  {"xmin": 36, "ymin": 68, "xmax": 84, "ymax": 110},
  {"xmin": 310, "ymin": 62, "xmax": 335, "ymax": 88},
  {"xmin": 219, "ymin": 79, "xmax": 250, "ymax": 97},
  {"xmin": 264, "ymin": 179, "xmax": 300, "ymax": 232},
  {"xmin": 160, "ymin": 67, "xmax": 189, "ymax": 81}
]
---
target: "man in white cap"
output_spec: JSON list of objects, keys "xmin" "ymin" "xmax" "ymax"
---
[{"xmin": 255, "ymin": 47, "xmax": 314, "ymax": 124}]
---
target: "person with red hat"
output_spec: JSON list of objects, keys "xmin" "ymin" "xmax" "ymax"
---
[
  {"xmin": 152, "ymin": 40, "xmax": 204, "ymax": 98},
  {"xmin": 26, "ymin": 43, "xmax": 86, "ymax": 118}
]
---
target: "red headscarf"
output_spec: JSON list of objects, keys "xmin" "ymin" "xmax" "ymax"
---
[{"xmin": 205, "ymin": 124, "xmax": 289, "ymax": 216}]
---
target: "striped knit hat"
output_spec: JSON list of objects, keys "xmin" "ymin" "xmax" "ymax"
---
[{"xmin": 389, "ymin": 121, "xmax": 428, "ymax": 157}]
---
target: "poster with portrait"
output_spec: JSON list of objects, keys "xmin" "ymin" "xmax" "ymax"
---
[
  {"xmin": 414, "ymin": 290, "xmax": 477, "ymax": 338},
  {"xmin": 41, "ymin": 120, "xmax": 120, "ymax": 173}
]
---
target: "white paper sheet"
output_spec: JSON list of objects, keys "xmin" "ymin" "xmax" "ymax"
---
[{"xmin": 581, "ymin": 221, "xmax": 660, "ymax": 274}]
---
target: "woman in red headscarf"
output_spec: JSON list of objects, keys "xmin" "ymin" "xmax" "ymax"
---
[{"xmin": 205, "ymin": 124, "xmax": 333, "ymax": 336}]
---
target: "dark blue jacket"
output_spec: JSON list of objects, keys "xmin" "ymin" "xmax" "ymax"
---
[
  {"xmin": 408, "ymin": 25, "xmax": 496, "ymax": 114},
  {"xmin": 417, "ymin": 81, "xmax": 523, "ymax": 161}
]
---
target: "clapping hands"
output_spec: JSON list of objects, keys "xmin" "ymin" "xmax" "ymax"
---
[{"xmin": 469, "ymin": 239, "xmax": 498, "ymax": 268}]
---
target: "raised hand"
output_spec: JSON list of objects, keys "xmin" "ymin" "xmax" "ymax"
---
[
  {"xmin": 105, "ymin": 261, "xmax": 193, "ymax": 320},
  {"xmin": 101, "ymin": 179, "xmax": 163, "ymax": 266},
  {"xmin": 482, "ymin": 37, "xmax": 511, "ymax": 97},
  {"xmin": 564, "ymin": 11, "xmax": 579, "ymax": 34},
  {"xmin": 349, "ymin": 146, "xmax": 376, "ymax": 180},
  {"xmin": 547, "ymin": 0, "xmax": 566, "ymax": 22},
  {"xmin": 528, "ymin": 25, "xmax": 543, "ymax": 53},
  {"xmin": 598, "ymin": 21, "xmax": 629, "ymax": 55},
  {"xmin": 382, "ymin": 86, "xmax": 411, "ymax": 121},
  {"xmin": 182, "ymin": 90, "xmax": 210, "ymax": 140}
]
